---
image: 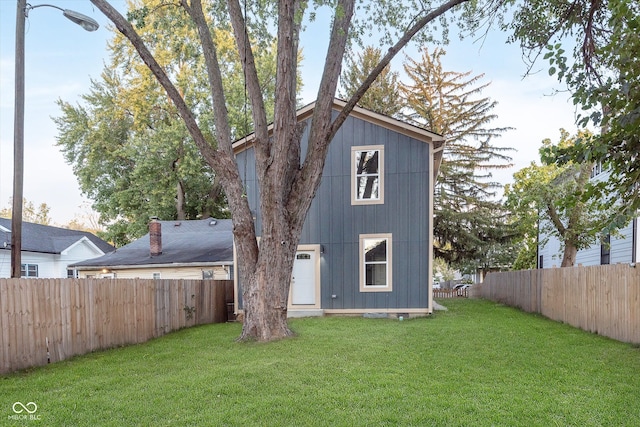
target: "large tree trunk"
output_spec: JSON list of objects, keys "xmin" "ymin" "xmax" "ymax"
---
[
  {"xmin": 239, "ymin": 233, "xmax": 297, "ymax": 340},
  {"xmin": 561, "ymin": 243, "xmax": 578, "ymax": 267}
]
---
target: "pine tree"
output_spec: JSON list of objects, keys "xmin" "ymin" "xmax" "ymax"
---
[
  {"xmin": 339, "ymin": 46, "xmax": 402, "ymax": 116},
  {"xmin": 401, "ymin": 48, "xmax": 514, "ymax": 266}
]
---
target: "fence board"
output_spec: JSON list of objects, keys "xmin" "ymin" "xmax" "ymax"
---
[
  {"xmin": 479, "ymin": 264, "xmax": 640, "ymax": 345},
  {"xmin": 0, "ymin": 279, "xmax": 232, "ymax": 374},
  {"xmin": 0, "ymin": 281, "xmax": 8, "ymax": 372}
]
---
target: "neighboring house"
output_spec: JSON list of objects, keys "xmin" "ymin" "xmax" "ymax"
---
[
  {"xmin": 537, "ymin": 166, "xmax": 640, "ymax": 268},
  {"xmin": 71, "ymin": 218, "xmax": 234, "ymax": 280},
  {"xmin": 0, "ymin": 218, "xmax": 114, "ymax": 278},
  {"xmin": 233, "ymin": 99, "xmax": 445, "ymax": 317}
]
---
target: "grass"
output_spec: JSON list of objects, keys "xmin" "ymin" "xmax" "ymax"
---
[{"xmin": 2, "ymin": 299, "xmax": 640, "ymax": 426}]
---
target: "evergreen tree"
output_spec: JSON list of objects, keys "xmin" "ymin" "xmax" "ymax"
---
[
  {"xmin": 401, "ymin": 48, "xmax": 514, "ymax": 266},
  {"xmin": 339, "ymin": 46, "xmax": 402, "ymax": 116}
]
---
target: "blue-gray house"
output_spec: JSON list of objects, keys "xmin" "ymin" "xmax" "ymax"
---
[{"xmin": 234, "ymin": 99, "xmax": 445, "ymax": 317}]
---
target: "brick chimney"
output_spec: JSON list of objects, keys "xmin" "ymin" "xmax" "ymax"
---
[{"xmin": 149, "ymin": 217, "xmax": 162, "ymax": 256}]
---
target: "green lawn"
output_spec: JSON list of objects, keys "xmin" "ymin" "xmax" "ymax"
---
[{"xmin": 2, "ymin": 299, "xmax": 639, "ymax": 426}]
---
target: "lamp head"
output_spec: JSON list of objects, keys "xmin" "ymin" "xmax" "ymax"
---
[
  {"xmin": 62, "ymin": 9, "xmax": 99, "ymax": 31},
  {"xmin": 25, "ymin": 4, "xmax": 99, "ymax": 32}
]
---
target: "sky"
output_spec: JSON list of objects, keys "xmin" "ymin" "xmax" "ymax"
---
[{"xmin": 0, "ymin": 0, "xmax": 578, "ymax": 226}]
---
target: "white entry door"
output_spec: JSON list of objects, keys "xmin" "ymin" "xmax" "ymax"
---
[{"xmin": 291, "ymin": 250, "xmax": 316, "ymax": 305}]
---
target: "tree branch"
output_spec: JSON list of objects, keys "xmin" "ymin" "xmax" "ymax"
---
[
  {"xmin": 227, "ymin": 0, "xmax": 270, "ymax": 165},
  {"xmin": 182, "ymin": 0, "xmax": 233, "ymax": 154},
  {"xmin": 92, "ymin": 0, "xmax": 258, "ymax": 266},
  {"xmin": 330, "ymin": 0, "xmax": 470, "ymax": 139}
]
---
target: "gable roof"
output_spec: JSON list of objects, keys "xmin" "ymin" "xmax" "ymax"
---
[
  {"xmin": 71, "ymin": 218, "xmax": 233, "ymax": 269},
  {"xmin": 232, "ymin": 98, "xmax": 446, "ymax": 177},
  {"xmin": 0, "ymin": 217, "xmax": 114, "ymax": 255}
]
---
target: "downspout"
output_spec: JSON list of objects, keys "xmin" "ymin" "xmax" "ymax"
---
[
  {"xmin": 429, "ymin": 141, "xmax": 446, "ymax": 311},
  {"xmin": 536, "ymin": 207, "xmax": 541, "ymax": 269},
  {"xmin": 633, "ymin": 217, "xmax": 637, "ymax": 263}
]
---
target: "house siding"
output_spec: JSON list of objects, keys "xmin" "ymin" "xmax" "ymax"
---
[
  {"xmin": 77, "ymin": 265, "xmax": 230, "ymax": 280},
  {"xmin": 539, "ymin": 221, "xmax": 637, "ymax": 268},
  {"xmin": 0, "ymin": 242, "xmax": 106, "ymax": 278},
  {"xmin": 236, "ymin": 110, "xmax": 434, "ymax": 312}
]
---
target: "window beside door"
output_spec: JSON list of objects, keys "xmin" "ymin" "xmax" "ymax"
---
[{"xmin": 359, "ymin": 233, "xmax": 392, "ymax": 292}]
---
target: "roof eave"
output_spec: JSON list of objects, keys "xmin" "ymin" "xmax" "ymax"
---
[
  {"xmin": 73, "ymin": 261, "xmax": 233, "ymax": 270},
  {"xmin": 232, "ymin": 98, "xmax": 444, "ymax": 154}
]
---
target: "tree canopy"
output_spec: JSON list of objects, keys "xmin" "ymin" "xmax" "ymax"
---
[
  {"xmin": 55, "ymin": 0, "xmax": 279, "ymax": 245},
  {"xmin": 0, "ymin": 199, "xmax": 52, "ymax": 226},
  {"xmin": 505, "ymin": 129, "xmax": 614, "ymax": 267},
  {"xmin": 506, "ymin": 0, "xmax": 640, "ymax": 223}
]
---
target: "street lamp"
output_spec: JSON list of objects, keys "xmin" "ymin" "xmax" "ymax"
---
[{"xmin": 11, "ymin": 1, "xmax": 99, "ymax": 278}]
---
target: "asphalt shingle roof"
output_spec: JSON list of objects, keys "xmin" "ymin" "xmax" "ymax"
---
[
  {"xmin": 0, "ymin": 217, "xmax": 114, "ymax": 254},
  {"xmin": 71, "ymin": 218, "xmax": 233, "ymax": 268}
]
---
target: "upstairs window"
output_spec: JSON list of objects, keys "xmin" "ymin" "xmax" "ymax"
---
[{"xmin": 352, "ymin": 145, "xmax": 384, "ymax": 205}]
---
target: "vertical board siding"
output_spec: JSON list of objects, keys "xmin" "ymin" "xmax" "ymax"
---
[
  {"xmin": 0, "ymin": 278, "xmax": 233, "ymax": 374},
  {"xmin": 298, "ymin": 115, "xmax": 431, "ymax": 311},
  {"xmin": 235, "ymin": 112, "xmax": 433, "ymax": 313},
  {"xmin": 477, "ymin": 264, "xmax": 640, "ymax": 344}
]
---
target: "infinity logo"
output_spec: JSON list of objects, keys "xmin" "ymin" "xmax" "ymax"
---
[{"xmin": 12, "ymin": 402, "xmax": 38, "ymax": 414}]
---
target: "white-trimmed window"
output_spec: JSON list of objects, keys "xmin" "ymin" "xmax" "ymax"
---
[
  {"xmin": 21, "ymin": 263, "xmax": 38, "ymax": 278},
  {"xmin": 591, "ymin": 161, "xmax": 603, "ymax": 178},
  {"xmin": 359, "ymin": 234, "xmax": 392, "ymax": 292},
  {"xmin": 152, "ymin": 272, "xmax": 161, "ymax": 280},
  {"xmin": 352, "ymin": 145, "xmax": 384, "ymax": 205}
]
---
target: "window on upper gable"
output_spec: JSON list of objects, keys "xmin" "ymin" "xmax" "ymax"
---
[
  {"xmin": 351, "ymin": 145, "xmax": 384, "ymax": 205},
  {"xmin": 359, "ymin": 234, "xmax": 393, "ymax": 292}
]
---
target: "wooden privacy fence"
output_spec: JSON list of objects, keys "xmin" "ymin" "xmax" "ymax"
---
[
  {"xmin": 476, "ymin": 264, "xmax": 640, "ymax": 344},
  {"xmin": 0, "ymin": 278, "xmax": 233, "ymax": 374},
  {"xmin": 433, "ymin": 288, "xmax": 469, "ymax": 299}
]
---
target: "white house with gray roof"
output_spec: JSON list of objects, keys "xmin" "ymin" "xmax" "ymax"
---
[{"xmin": 0, "ymin": 218, "xmax": 114, "ymax": 278}]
